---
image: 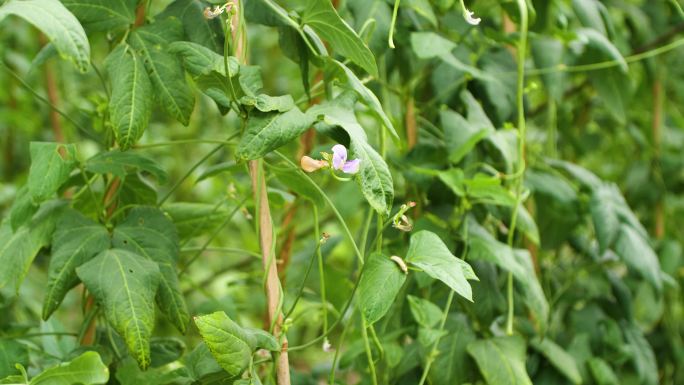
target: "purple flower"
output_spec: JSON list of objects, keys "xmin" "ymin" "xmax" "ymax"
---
[{"xmin": 331, "ymin": 144, "xmax": 361, "ymax": 174}]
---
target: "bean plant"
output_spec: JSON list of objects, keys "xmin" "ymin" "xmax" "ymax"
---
[{"xmin": 0, "ymin": 0, "xmax": 683, "ymax": 384}]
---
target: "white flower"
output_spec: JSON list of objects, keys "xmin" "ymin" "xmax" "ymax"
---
[{"xmin": 463, "ymin": 9, "xmax": 481, "ymax": 25}]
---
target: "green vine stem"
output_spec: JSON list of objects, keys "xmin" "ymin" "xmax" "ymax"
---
[
  {"xmin": 505, "ymin": 0, "xmax": 529, "ymax": 336},
  {"xmin": 362, "ymin": 315, "xmax": 379, "ymax": 385},
  {"xmin": 313, "ymin": 204, "xmax": 329, "ymax": 334}
]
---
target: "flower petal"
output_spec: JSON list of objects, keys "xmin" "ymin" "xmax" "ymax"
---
[
  {"xmin": 300, "ymin": 156, "xmax": 327, "ymax": 172},
  {"xmin": 342, "ymin": 159, "xmax": 361, "ymax": 174},
  {"xmin": 332, "ymin": 144, "xmax": 347, "ymax": 170}
]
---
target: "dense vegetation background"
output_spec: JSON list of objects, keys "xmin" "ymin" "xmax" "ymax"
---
[{"xmin": 0, "ymin": 0, "xmax": 683, "ymax": 384}]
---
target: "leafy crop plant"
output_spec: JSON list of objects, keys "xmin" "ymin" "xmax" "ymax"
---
[{"xmin": 0, "ymin": 0, "xmax": 683, "ymax": 384}]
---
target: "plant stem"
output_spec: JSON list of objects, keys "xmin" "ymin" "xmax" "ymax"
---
[
  {"xmin": 388, "ymin": 0, "xmax": 401, "ymax": 49},
  {"xmin": 362, "ymin": 315, "xmax": 379, "ymax": 385},
  {"xmin": 135, "ymin": 139, "xmax": 236, "ymax": 148},
  {"xmin": 505, "ymin": 0, "xmax": 529, "ymax": 336},
  {"xmin": 314, "ymin": 205, "xmax": 328, "ymax": 333}
]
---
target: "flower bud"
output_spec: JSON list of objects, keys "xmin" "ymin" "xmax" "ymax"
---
[{"xmin": 300, "ymin": 156, "xmax": 327, "ymax": 173}]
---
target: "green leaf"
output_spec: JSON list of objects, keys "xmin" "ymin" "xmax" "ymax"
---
[
  {"xmin": 401, "ymin": 0, "xmax": 436, "ymax": 26},
  {"xmin": 407, "ymin": 295, "xmax": 442, "ymax": 328},
  {"xmin": 9, "ymin": 185, "xmax": 38, "ymax": 230},
  {"xmin": 85, "ymin": 149, "xmax": 167, "ymax": 183},
  {"xmin": 62, "ymin": 0, "xmax": 136, "ymax": 32},
  {"xmin": 358, "ymin": 253, "xmax": 407, "ymax": 324},
  {"xmin": 514, "ymin": 249, "xmax": 549, "ymax": 332},
  {"xmin": 622, "ymin": 321, "xmax": 658, "ymax": 385},
  {"xmin": 531, "ymin": 36, "xmax": 565, "ymax": 102},
  {"xmin": 239, "ymin": 65, "xmax": 264, "ymax": 97},
  {"xmin": 43, "ymin": 209, "xmax": 110, "ymax": 320},
  {"xmin": 467, "ymin": 336, "xmax": 533, "ymax": 385},
  {"xmin": 169, "ymin": 41, "xmax": 238, "ymax": 77},
  {"xmin": 572, "ymin": 0, "xmax": 608, "ymax": 35},
  {"xmin": 118, "ymin": 174, "xmax": 158, "ymax": 206},
  {"xmin": 587, "ymin": 357, "xmax": 619, "ymax": 385},
  {"xmin": 150, "ymin": 337, "xmax": 185, "ymax": 368},
  {"xmin": 468, "ymin": 220, "xmax": 548, "ymax": 330},
  {"xmin": 0, "ymin": 202, "xmax": 64, "ymax": 300},
  {"xmin": 515, "ymin": 204, "xmax": 540, "ymax": 246},
  {"xmin": 311, "ymin": 97, "xmax": 394, "ymax": 214},
  {"xmin": 406, "ymin": 230, "xmax": 477, "ymax": 301},
  {"xmin": 590, "ymin": 184, "xmax": 620, "ymax": 253},
  {"xmin": 105, "ymin": 44, "xmax": 153, "ymax": 150},
  {"xmin": 530, "ymin": 338, "xmax": 582, "ymax": 384},
  {"xmin": 193, "ymin": 311, "xmax": 256, "ymax": 377},
  {"xmin": 439, "ymin": 170, "xmax": 516, "ymax": 207},
  {"xmin": 28, "ymin": 142, "xmax": 77, "ymax": 202},
  {"xmin": 330, "ymin": 60, "xmax": 398, "ymax": 140},
  {"xmin": 429, "ymin": 314, "xmax": 477, "ymax": 385},
  {"xmin": 236, "ymin": 108, "xmax": 316, "ymax": 160},
  {"xmin": 441, "ymin": 110, "xmax": 489, "ymax": 164},
  {"xmin": 159, "ymin": 0, "xmax": 224, "ymax": 51},
  {"xmin": 182, "ymin": 343, "xmax": 226, "ymax": 383},
  {"xmin": 410, "ymin": 32, "xmax": 455, "ymax": 59},
  {"xmin": 244, "ymin": 0, "xmax": 300, "ymax": 29},
  {"xmin": 0, "ymin": 340, "xmax": 28, "ymax": 379},
  {"xmin": 112, "ymin": 207, "xmax": 188, "ymax": 334},
  {"xmin": 240, "ymin": 94, "xmax": 295, "ymax": 113},
  {"xmin": 410, "ymin": 32, "xmax": 495, "ymax": 81},
  {"xmin": 115, "ymin": 357, "xmax": 189, "ymax": 385},
  {"xmin": 29, "ymin": 351, "xmax": 109, "ymax": 385},
  {"xmin": 614, "ymin": 224, "xmax": 662, "ymax": 292},
  {"xmin": 301, "ymin": 0, "xmax": 377, "ymax": 77},
  {"xmin": 0, "ymin": 0, "xmax": 90, "ymax": 71},
  {"xmin": 130, "ymin": 19, "xmax": 195, "ymax": 125},
  {"xmin": 76, "ymin": 249, "xmax": 161, "ymax": 369}
]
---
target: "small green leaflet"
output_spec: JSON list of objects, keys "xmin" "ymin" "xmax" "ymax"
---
[
  {"xmin": 130, "ymin": 19, "xmax": 195, "ymax": 126},
  {"xmin": 530, "ymin": 338, "xmax": 582, "ymax": 384},
  {"xmin": 194, "ymin": 311, "xmax": 279, "ymax": 377},
  {"xmin": 112, "ymin": 207, "xmax": 189, "ymax": 334},
  {"xmin": 158, "ymin": 0, "xmax": 224, "ymax": 51},
  {"xmin": 407, "ymin": 295, "xmax": 442, "ymax": 329},
  {"xmin": 169, "ymin": 41, "xmax": 239, "ymax": 77},
  {"xmin": 28, "ymin": 142, "xmax": 77, "ymax": 202},
  {"xmin": 467, "ymin": 336, "xmax": 533, "ymax": 385},
  {"xmin": 29, "ymin": 351, "xmax": 109, "ymax": 385},
  {"xmin": 614, "ymin": 224, "xmax": 663, "ymax": 292},
  {"xmin": 406, "ymin": 230, "xmax": 477, "ymax": 301},
  {"xmin": 85, "ymin": 149, "xmax": 168, "ymax": 183},
  {"xmin": 236, "ymin": 108, "xmax": 316, "ymax": 160},
  {"xmin": 0, "ymin": 339, "xmax": 29, "ymax": 379},
  {"xmin": 0, "ymin": 0, "xmax": 90, "ymax": 71},
  {"xmin": 61, "ymin": 0, "xmax": 136, "ymax": 33},
  {"xmin": 240, "ymin": 94, "xmax": 295, "ymax": 113},
  {"xmin": 42, "ymin": 209, "xmax": 110, "ymax": 320},
  {"xmin": 0, "ymin": 201, "xmax": 64, "ymax": 301},
  {"xmin": 358, "ymin": 253, "xmax": 407, "ymax": 324},
  {"xmin": 300, "ymin": 0, "xmax": 377, "ymax": 77},
  {"xmin": 105, "ymin": 45, "xmax": 153, "ymax": 151},
  {"xmin": 76, "ymin": 249, "xmax": 161, "ymax": 369}
]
